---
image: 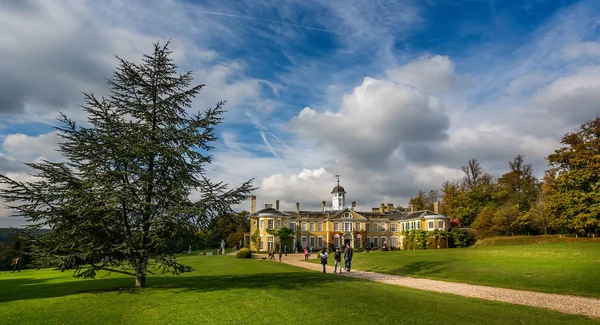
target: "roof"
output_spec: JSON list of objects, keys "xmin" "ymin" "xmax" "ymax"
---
[
  {"xmin": 250, "ymin": 207, "xmax": 291, "ymax": 218},
  {"xmin": 389, "ymin": 210, "xmax": 451, "ymax": 221},
  {"xmin": 331, "ymin": 185, "xmax": 346, "ymax": 193}
]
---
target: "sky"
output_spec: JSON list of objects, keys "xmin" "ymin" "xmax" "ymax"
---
[{"xmin": 1, "ymin": 0, "xmax": 600, "ymax": 227}]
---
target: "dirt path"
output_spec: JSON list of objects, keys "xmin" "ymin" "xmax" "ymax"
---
[{"xmin": 255, "ymin": 253, "xmax": 600, "ymax": 320}]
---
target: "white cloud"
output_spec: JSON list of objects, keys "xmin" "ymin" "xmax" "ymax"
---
[
  {"xmin": 388, "ymin": 55, "xmax": 467, "ymax": 93},
  {"xmin": 2, "ymin": 132, "xmax": 62, "ymax": 162},
  {"xmin": 561, "ymin": 41, "xmax": 600, "ymax": 60}
]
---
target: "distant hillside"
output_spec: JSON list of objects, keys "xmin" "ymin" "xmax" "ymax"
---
[
  {"xmin": 473, "ymin": 235, "xmax": 600, "ymax": 247},
  {"xmin": 0, "ymin": 228, "xmax": 51, "ymax": 242}
]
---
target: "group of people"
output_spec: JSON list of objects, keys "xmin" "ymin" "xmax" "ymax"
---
[
  {"xmin": 318, "ymin": 245, "xmax": 353, "ymax": 274},
  {"xmin": 267, "ymin": 246, "xmax": 288, "ymax": 262}
]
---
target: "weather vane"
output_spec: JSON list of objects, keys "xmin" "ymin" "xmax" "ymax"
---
[{"xmin": 335, "ymin": 174, "xmax": 340, "ymax": 186}]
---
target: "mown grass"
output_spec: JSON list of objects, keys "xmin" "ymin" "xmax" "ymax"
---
[
  {"xmin": 473, "ymin": 235, "xmax": 600, "ymax": 247},
  {"xmin": 1, "ymin": 255, "xmax": 597, "ymax": 324},
  {"xmin": 323, "ymin": 242, "xmax": 600, "ymax": 298}
]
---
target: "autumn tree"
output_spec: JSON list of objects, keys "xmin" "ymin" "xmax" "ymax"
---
[
  {"xmin": 408, "ymin": 190, "xmax": 427, "ymax": 211},
  {"xmin": 546, "ymin": 117, "xmax": 600, "ymax": 236},
  {"xmin": 0, "ymin": 42, "xmax": 255, "ymax": 287}
]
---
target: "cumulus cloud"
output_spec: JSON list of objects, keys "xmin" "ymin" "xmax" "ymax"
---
[
  {"xmin": 387, "ymin": 55, "xmax": 467, "ymax": 93},
  {"xmin": 532, "ymin": 66, "xmax": 600, "ymax": 124},
  {"xmin": 290, "ymin": 76, "xmax": 450, "ymax": 169},
  {"xmin": 2, "ymin": 132, "xmax": 63, "ymax": 162}
]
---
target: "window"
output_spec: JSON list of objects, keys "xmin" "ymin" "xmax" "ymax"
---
[
  {"xmin": 381, "ymin": 237, "xmax": 386, "ymax": 246},
  {"xmin": 277, "ymin": 220, "xmax": 281, "ymax": 228},
  {"xmin": 373, "ymin": 223, "xmax": 379, "ymax": 232},
  {"xmin": 260, "ymin": 219, "xmax": 264, "ymax": 230},
  {"xmin": 390, "ymin": 237, "xmax": 398, "ymax": 248},
  {"xmin": 267, "ymin": 219, "xmax": 274, "ymax": 230},
  {"xmin": 302, "ymin": 222, "xmax": 307, "ymax": 231},
  {"xmin": 381, "ymin": 223, "xmax": 387, "ymax": 232},
  {"xmin": 334, "ymin": 236, "xmax": 340, "ymax": 248},
  {"xmin": 334, "ymin": 221, "xmax": 339, "ymax": 231},
  {"xmin": 253, "ymin": 220, "xmax": 257, "ymax": 225},
  {"xmin": 310, "ymin": 222, "xmax": 315, "ymax": 231},
  {"xmin": 366, "ymin": 223, "xmax": 370, "ymax": 231},
  {"xmin": 343, "ymin": 222, "xmax": 352, "ymax": 232},
  {"xmin": 267, "ymin": 236, "xmax": 274, "ymax": 250},
  {"xmin": 428, "ymin": 221, "xmax": 434, "ymax": 230},
  {"xmin": 259, "ymin": 240, "xmax": 264, "ymax": 251},
  {"xmin": 301, "ymin": 236, "xmax": 307, "ymax": 248},
  {"xmin": 338, "ymin": 199, "xmax": 342, "ymax": 206},
  {"xmin": 343, "ymin": 212, "xmax": 352, "ymax": 218},
  {"xmin": 373, "ymin": 237, "xmax": 379, "ymax": 248},
  {"xmin": 355, "ymin": 235, "xmax": 361, "ymax": 248},
  {"xmin": 290, "ymin": 222, "xmax": 296, "ymax": 231},
  {"xmin": 438, "ymin": 221, "xmax": 445, "ymax": 229},
  {"xmin": 284, "ymin": 221, "xmax": 287, "ymax": 226},
  {"xmin": 310, "ymin": 236, "xmax": 315, "ymax": 248},
  {"xmin": 390, "ymin": 223, "xmax": 397, "ymax": 232},
  {"xmin": 414, "ymin": 221, "xmax": 419, "ymax": 230},
  {"xmin": 318, "ymin": 237, "xmax": 323, "ymax": 248},
  {"xmin": 318, "ymin": 222, "xmax": 323, "ymax": 232},
  {"xmin": 366, "ymin": 236, "xmax": 371, "ymax": 247}
]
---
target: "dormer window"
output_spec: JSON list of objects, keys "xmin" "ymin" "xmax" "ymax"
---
[{"xmin": 343, "ymin": 212, "xmax": 352, "ymax": 218}]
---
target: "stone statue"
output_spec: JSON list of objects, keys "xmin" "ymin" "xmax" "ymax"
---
[
  {"xmin": 239, "ymin": 239, "xmax": 243, "ymax": 249},
  {"xmin": 220, "ymin": 239, "xmax": 226, "ymax": 255}
]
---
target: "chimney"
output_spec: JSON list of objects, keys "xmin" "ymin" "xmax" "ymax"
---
[
  {"xmin": 251, "ymin": 196, "xmax": 256, "ymax": 213},
  {"xmin": 434, "ymin": 201, "xmax": 439, "ymax": 214},
  {"xmin": 352, "ymin": 201, "xmax": 356, "ymax": 210},
  {"xmin": 372, "ymin": 208, "xmax": 378, "ymax": 213},
  {"xmin": 296, "ymin": 202, "xmax": 300, "ymax": 213},
  {"xmin": 409, "ymin": 204, "xmax": 414, "ymax": 213},
  {"xmin": 276, "ymin": 200, "xmax": 280, "ymax": 210},
  {"xmin": 379, "ymin": 203, "xmax": 385, "ymax": 213},
  {"xmin": 322, "ymin": 201, "xmax": 326, "ymax": 212},
  {"xmin": 387, "ymin": 203, "xmax": 394, "ymax": 212}
]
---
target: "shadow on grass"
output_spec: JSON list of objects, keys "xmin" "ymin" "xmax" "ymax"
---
[
  {"xmin": 0, "ymin": 271, "xmax": 354, "ymax": 303},
  {"xmin": 388, "ymin": 260, "xmax": 450, "ymax": 276}
]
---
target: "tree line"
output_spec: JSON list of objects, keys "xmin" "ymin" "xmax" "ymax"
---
[{"xmin": 408, "ymin": 117, "xmax": 600, "ymax": 238}]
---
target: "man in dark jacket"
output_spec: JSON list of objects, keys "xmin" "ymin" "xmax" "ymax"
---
[
  {"xmin": 344, "ymin": 246, "xmax": 353, "ymax": 272},
  {"xmin": 320, "ymin": 248, "xmax": 329, "ymax": 273},
  {"xmin": 333, "ymin": 248, "xmax": 342, "ymax": 274}
]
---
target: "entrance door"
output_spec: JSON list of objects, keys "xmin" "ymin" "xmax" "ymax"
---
[{"xmin": 344, "ymin": 238, "xmax": 351, "ymax": 247}]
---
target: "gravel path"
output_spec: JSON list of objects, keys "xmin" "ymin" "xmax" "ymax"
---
[{"xmin": 256, "ymin": 253, "xmax": 600, "ymax": 320}]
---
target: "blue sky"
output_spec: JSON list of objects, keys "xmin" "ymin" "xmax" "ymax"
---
[{"xmin": 1, "ymin": 0, "xmax": 600, "ymax": 227}]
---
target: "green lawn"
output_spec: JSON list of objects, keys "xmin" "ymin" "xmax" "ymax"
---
[
  {"xmin": 0, "ymin": 255, "xmax": 597, "ymax": 324},
  {"xmin": 325, "ymin": 242, "xmax": 600, "ymax": 298}
]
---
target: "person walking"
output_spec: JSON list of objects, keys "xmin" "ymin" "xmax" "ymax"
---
[
  {"xmin": 304, "ymin": 247, "xmax": 309, "ymax": 261},
  {"xmin": 344, "ymin": 245, "xmax": 353, "ymax": 272},
  {"xmin": 278, "ymin": 248, "xmax": 283, "ymax": 262},
  {"xmin": 333, "ymin": 248, "xmax": 342, "ymax": 274},
  {"xmin": 319, "ymin": 248, "xmax": 328, "ymax": 273},
  {"xmin": 11, "ymin": 256, "xmax": 21, "ymax": 273},
  {"xmin": 284, "ymin": 245, "xmax": 287, "ymax": 256}
]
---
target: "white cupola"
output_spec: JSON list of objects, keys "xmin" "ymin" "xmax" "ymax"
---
[{"xmin": 331, "ymin": 175, "xmax": 346, "ymax": 211}]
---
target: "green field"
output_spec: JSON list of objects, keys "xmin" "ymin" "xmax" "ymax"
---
[
  {"xmin": 1, "ymin": 255, "xmax": 597, "ymax": 324},
  {"xmin": 325, "ymin": 242, "xmax": 600, "ymax": 298}
]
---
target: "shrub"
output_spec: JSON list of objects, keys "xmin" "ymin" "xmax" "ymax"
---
[{"xmin": 236, "ymin": 248, "xmax": 252, "ymax": 259}]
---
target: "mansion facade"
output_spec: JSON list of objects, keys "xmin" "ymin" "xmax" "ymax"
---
[{"xmin": 248, "ymin": 180, "xmax": 453, "ymax": 252}]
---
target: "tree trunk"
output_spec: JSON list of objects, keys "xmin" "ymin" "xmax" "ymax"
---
[{"xmin": 135, "ymin": 273, "xmax": 146, "ymax": 288}]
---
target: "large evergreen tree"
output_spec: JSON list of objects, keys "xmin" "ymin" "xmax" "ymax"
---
[{"xmin": 0, "ymin": 42, "xmax": 254, "ymax": 287}]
